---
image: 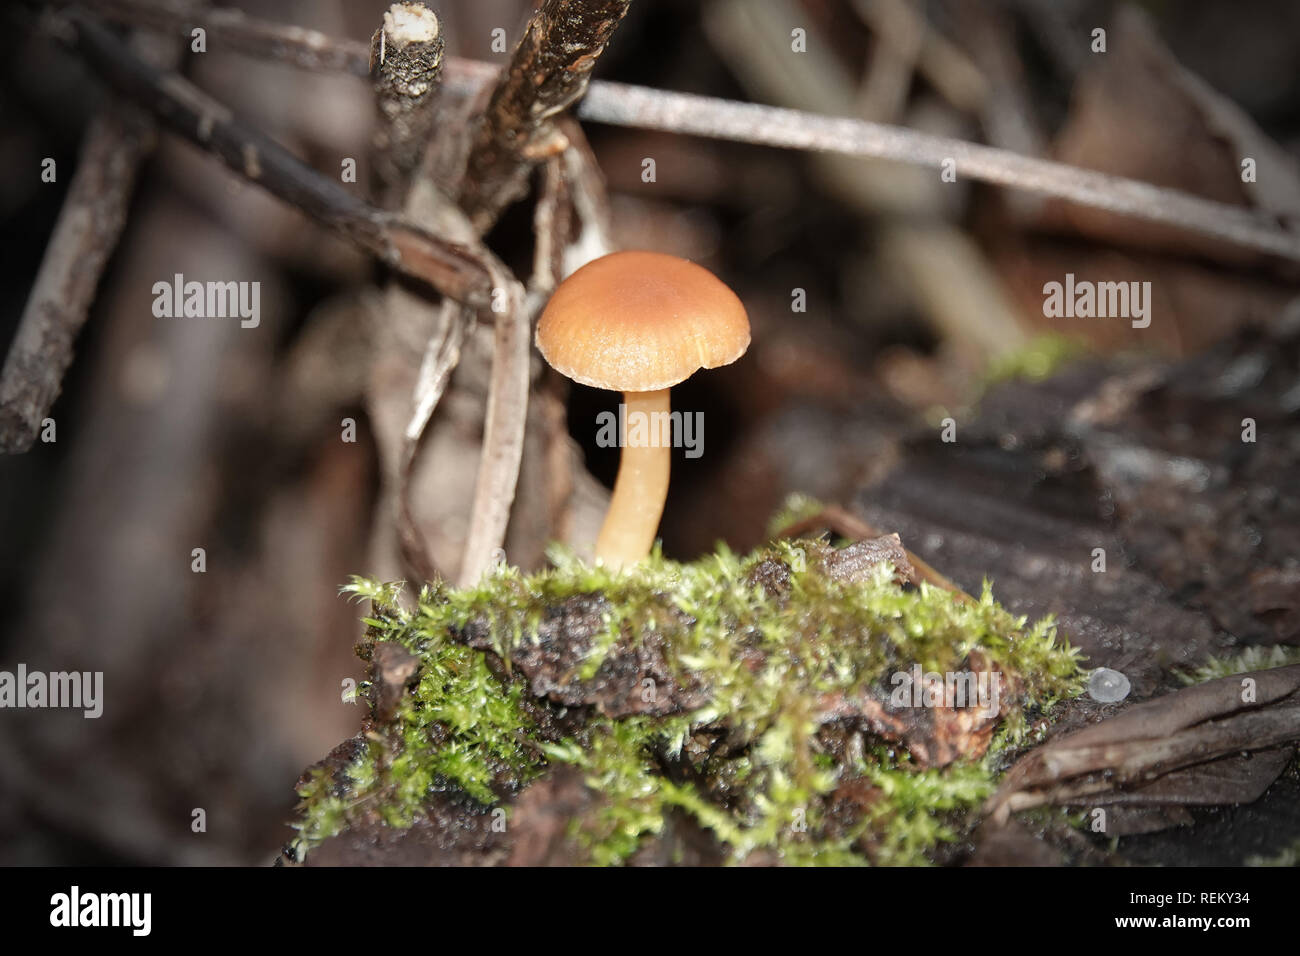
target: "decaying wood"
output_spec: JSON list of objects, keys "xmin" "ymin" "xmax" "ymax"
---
[
  {"xmin": 776, "ymin": 505, "xmax": 972, "ymax": 602},
  {"xmin": 985, "ymin": 665, "xmax": 1300, "ymax": 824},
  {"xmin": 855, "ymin": 318, "xmax": 1300, "ymax": 694}
]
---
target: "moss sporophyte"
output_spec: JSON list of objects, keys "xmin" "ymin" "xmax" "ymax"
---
[{"xmin": 289, "ymin": 537, "xmax": 1084, "ymax": 865}]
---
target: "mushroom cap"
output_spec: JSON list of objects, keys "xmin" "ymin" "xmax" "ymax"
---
[{"xmin": 535, "ymin": 251, "xmax": 750, "ymax": 392}]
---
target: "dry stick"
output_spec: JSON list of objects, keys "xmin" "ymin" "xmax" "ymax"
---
[
  {"xmin": 404, "ymin": 301, "xmax": 469, "ymax": 447},
  {"xmin": 65, "ymin": 0, "xmax": 368, "ymax": 74},
  {"xmin": 458, "ymin": 279, "xmax": 530, "ymax": 587},
  {"xmin": 0, "ymin": 18, "xmax": 185, "ymax": 454},
  {"xmin": 992, "ymin": 700, "xmax": 1300, "ymax": 821},
  {"xmin": 457, "ymin": 0, "xmax": 633, "ymax": 232},
  {"xmin": 529, "ymin": 156, "xmax": 571, "ymax": 299},
  {"xmin": 81, "ymin": 0, "xmax": 1300, "ymax": 261},
  {"xmin": 579, "ymin": 82, "xmax": 1300, "ymax": 262},
  {"xmin": 72, "ymin": 0, "xmax": 478, "ymax": 84},
  {"xmin": 369, "ymin": 2, "xmax": 445, "ymax": 209},
  {"xmin": 366, "ymin": 2, "xmax": 452, "ymax": 583},
  {"xmin": 60, "ymin": 14, "xmax": 494, "ymax": 309},
  {"xmin": 558, "ymin": 117, "xmax": 616, "ymax": 265},
  {"xmin": 397, "ymin": 298, "xmax": 470, "ymax": 586},
  {"xmin": 0, "ymin": 107, "xmax": 154, "ymax": 453},
  {"xmin": 412, "ymin": 164, "xmax": 574, "ymax": 588}
]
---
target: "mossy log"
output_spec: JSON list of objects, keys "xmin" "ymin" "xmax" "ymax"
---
[{"xmin": 284, "ymin": 538, "xmax": 1080, "ymax": 866}]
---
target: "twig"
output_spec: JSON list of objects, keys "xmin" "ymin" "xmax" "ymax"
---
[
  {"xmin": 369, "ymin": 2, "xmax": 444, "ymax": 209},
  {"xmin": 457, "ymin": 0, "xmax": 633, "ymax": 232},
  {"xmin": 579, "ymin": 82, "xmax": 1300, "ymax": 262},
  {"xmin": 557, "ymin": 116, "xmax": 615, "ymax": 270},
  {"xmin": 396, "ymin": 298, "xmax": 471, "ymax": 585},
  {"xmin": 77, "ymin": 0, "xmax": 1300, "ymax": 260},
  {"xmin": 851, "ymin": 0, "xmax": 988, "ymax": 115},
  {"xmin": 0, "ymin": 21, "xmax": 180, "ymax": 454},
  {"xmin": 403, "ymin": 301, "xmax": 468, "ymax": 447},
  {"xmin": 54, "ymin": 10, "xmax": 531, "ymax": 584},
  {"xmin": 457, "ymin": 278, "xmax": 530, "ymax": 587},
  {"xmin": 63, "ymin": 0, "xmax": 369, "ymax": 74},
  {"xmin": 0, "ymin": 109, "xmax": 152, "ymax": 452},
  {"xmin": 56, "ymin": 12, "xmax": 494, "ymax": 308},
  {"xmin": 67, "ymin": 0, "xmax": 499, "ymax": 90},
  {"xmin": 528, "ymin": 156, "xmax": 571, "ymax": 301}
]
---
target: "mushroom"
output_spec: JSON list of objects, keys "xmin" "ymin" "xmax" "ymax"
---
[{"xmin": 535, "ymin": 250, "xmax": 750, "ymax": 568}]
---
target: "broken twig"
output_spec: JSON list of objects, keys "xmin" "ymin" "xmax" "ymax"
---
[
  {"xmin": 369, "ymin": 2, "xmax": 445, "ymax": 209},
  {"xmin": 457, "ymin": 0, "xmax": 633, "ymax": 232}
]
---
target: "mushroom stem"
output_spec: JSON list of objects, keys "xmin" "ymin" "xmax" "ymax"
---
[{"xmin": 595, "ymin": 388, "xmax": 672, "ymax": 567}]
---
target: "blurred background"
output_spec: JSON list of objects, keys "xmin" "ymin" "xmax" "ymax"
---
[{"xmin": 2, "ymin": 0, "xmax": 1298, "ymax": 864}]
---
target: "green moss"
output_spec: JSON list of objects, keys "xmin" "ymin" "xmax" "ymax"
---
[
  {"xmin": 983, "ymin": 334, "xmax": 1091, "ymax": 389},
  {"xmin": 289, "ymin": 539, "xmax": 1084, "ymax": 865},
  {"xmin": 1246, "ymin": 839, "xmax": 1300, "ymax": 867},
  {"xmin": 1176, "ymin": 644, "xmax": 1300, "ymax": 685},
  {"xmin": 765, "ymin": 493, "xmax": 828, "ymax": 538},
  {"xmin": 860, "ymin": 760, "xmax": 996, "ymax": 865}
]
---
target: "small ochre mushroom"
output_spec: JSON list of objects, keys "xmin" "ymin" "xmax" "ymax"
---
[{"xmin": 535, "ymin": 250, "xmax": 750, "ymax": 568}]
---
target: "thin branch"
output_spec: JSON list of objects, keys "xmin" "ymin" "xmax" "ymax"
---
[
  {"xmin": 53, "ymin": 9, "xmax": 534, "ymax": 584},
  {"xmin": 557, "ymin": 116, "xmax": 616, "ymax": 269},
  {"xmin": 579, "ymin": 82, "xmax": 1300, "ymax": 262},
  {"xmin": 64, "ymin": 0, "xmax": 370, "ymax": 74},
  {"xmin": 397, "ymin": 298, "xmax": 470, "ymax": 586},
  {"xmin": 77, "ymin": 0, "xmax": 1300, "ymax": 262},
  {"xmin": 73, "ymin": 0, "xmax": 1300, "ymax": 262},
  {"xmin": 0, "ymin": 110, "xmax": 150, "ymax": 452},
  {"xmin": 56, "ymin": 12, "xmax": 495, "ymax": 308},
  {"xmin": 456, "ymin": 0, "xmax": 633, "ymax": 232},
  {"xmin": 0, "ymin": 23, "xmax": 180, "ymax": 454},
  {"xmin": 61, "ymin": 0, "xmax": 505, "ymax": 91},
  {"xmin": 403, "ymin": 301, "xmax": 468, "ymax": 446},
  {"xmin": 458, "ymin": 277, "xmax": 530, "ymax": 587},
  {"xmin": 369, "ymin": 2, "xmax": 445, "ymax": 209},
  {"xmin": 529, "ymin": 156, "xmax": 571, "ymax": 299}
]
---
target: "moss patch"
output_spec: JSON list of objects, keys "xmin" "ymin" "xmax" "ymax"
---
[
  {"xmin": 982, "ymin": 333, "xmax": 1091, "ymax": 388},
  {"xmin": 289, "ymin": 539, "xmax": 1083, "ymax": 865},
  {"xmin": 1176, "ymin": 645, "xmax": 1300, "ymax": 685}
]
